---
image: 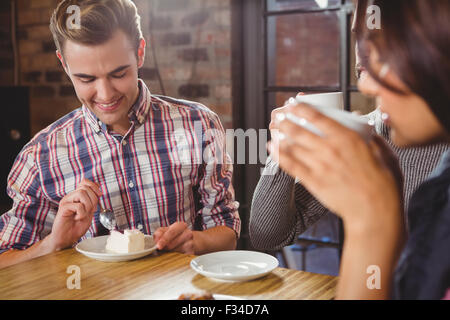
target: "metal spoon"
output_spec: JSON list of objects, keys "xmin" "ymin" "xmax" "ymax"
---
[
  {"xmin": 99, "ymin": 206, "xmax": 144, "ymax": 232},
  {"xmin": 99, "ymin": 206, "xmax": 117, "ymax": 231}
]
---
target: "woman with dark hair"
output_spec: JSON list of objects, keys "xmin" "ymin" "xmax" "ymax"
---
[
  {"xmin": 249, "ymin": 0, "xmax": 448, "ymax": 255},
  {"xmin": 269, "ymin": 0, "xmax": 450, "ymax": 299}
]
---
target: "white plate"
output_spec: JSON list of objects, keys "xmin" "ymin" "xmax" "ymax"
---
[
  {"xmin": 190, "ymin": 250, "xmax": 279, "ymax": 282},
  {"xmin": 76, "ymin": 235, "xmax": 157, "ymax": 262}
]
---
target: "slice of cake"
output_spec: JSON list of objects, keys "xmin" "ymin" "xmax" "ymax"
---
[{"xmin": 105, "ymin": 229, "xmax": 145, "ymax": 253}]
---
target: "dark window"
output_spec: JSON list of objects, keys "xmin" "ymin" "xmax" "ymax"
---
[
  {"xmin": 233, "ymin": 0, "xmax": 375, "ymax": 251},
  {"xmin": 263, "ymin": 0, "xmax": 361, "ymax": 129}
]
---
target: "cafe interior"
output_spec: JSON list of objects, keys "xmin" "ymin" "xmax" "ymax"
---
[{"xmin": 0, "ymin": 0, "xmax": 389, "ymax": 300}]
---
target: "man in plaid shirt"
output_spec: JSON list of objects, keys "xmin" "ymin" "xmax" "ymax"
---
[{"xmin": 0, "ymin": 0, "xmax": 240, "ymax": 268}]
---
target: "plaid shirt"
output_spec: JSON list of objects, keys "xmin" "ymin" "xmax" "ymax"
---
[{"xmin": 0, "ymin": 80, "xmax": 240, "ymax": 253}]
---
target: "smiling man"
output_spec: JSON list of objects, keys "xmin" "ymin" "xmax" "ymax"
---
[{"xmin": 0, "ymin": 0, "xmax": 240, "ymax": 268}]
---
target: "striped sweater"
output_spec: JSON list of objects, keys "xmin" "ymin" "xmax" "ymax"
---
[{"xmin": 249, "ymin": 108, "xmax": 450, "ymax": 250}]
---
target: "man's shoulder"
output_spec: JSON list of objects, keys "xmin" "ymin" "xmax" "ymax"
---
[
  {"xmin": 151, "ymin": 95, "xmax": 218, "ymax": 119},
  {"xmin": 25, "ymin": 108, "xmax": 84, "ymax": 150}
]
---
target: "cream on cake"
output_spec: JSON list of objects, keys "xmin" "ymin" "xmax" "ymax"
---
[{"xmin": 105, "ymin": 229, "xmax": 145, "ymax": 253}]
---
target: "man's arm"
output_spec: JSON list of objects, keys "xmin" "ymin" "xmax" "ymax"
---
[
  {"xmin": 249, "ymin": 101, "xmax": 331, "ymax": 251},
  {"xmin": 0, "ymin": 146, "xmax": 57, "ymax": 268},
  {"xmin": 0, "ymin": 168, "xmax": 101, "ymax": 269},
  {"xmin": 192, "ymin": 111, "xmax": 240, "ymax": 253},
  {"xmin": 193, "ymin": 225, "xmax": 236, "ymax": 254},
  {"xmin": 249, "ymin": 156, "xmax": 299, "ymax": 250},
  {"xmin": 249, "ymin": 157, "xmax": 329, "ymax": 251},
  {"xmin": 153, "ymin": 110, "xmax": 240, "ymax": 254},
  {"xmin": 153, "ymin": 223, "xmax": 236, "ymax": 255},
  {"xmin": 0, "ymin": 235, "xmax": 55, "ymax": 269}
]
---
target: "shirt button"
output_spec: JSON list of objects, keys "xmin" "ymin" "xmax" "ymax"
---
[
  {"xmin": 98, "ymin": 120, "xmax": 102, "ymax": 126},
  {"xmin": 122, "ymin": 140, "xmax": 127, "ymax": 146},
  {"xmin": 137, "ymin": 224, "xmax": 143, "ymax": 230},
  {"xmin": 129, "ymin": 181, "xmax": 134, "ymax": 188}
]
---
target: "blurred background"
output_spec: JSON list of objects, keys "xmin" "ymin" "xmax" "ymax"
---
[{"xmin": 0, "ymin": 0, "xmax": 375, "ymax": 276}]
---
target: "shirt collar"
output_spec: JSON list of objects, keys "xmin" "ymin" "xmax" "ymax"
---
[{"xmin": 82, "ymin": 79, "xmax": 152, "ymax": 134}]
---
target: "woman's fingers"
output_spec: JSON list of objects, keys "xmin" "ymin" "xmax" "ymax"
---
[
  {"xmin": 272, "ymin": 102, "xmax": 374, "ymax": 170},
  {"xmin": 279, "ymin": 103, "xmax": 363, "ymax": 144},
  {"xmin": 274, "ymin": 113, "xmax": 327, "ymax": 151},
  {"xmin": 270, "ymin": 105, "xmax": 289, "ymax": 131}
]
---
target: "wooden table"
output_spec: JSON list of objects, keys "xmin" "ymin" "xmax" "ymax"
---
[{"xmin": 0, "ymin": 249, "xmax": 337, "ymax": 300}]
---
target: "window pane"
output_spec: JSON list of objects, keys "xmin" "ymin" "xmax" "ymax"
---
[
  {"xmin": 350, "ymin": 92, "xmax": 376, "ymax": 115},
  {"xmin": 267, "ymin": 0, "xmax": 341, "ymax": 12},
  {"xmin": 267, "ymin": 12, "xmax": 340, "ymax": 87}
]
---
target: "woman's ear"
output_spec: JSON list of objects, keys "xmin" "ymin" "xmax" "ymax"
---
[{"xmin": 137, "ymin": 38, "xmax": 146, "ymax": 68}]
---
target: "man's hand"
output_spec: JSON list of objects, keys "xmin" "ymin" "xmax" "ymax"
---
[
  {"xmin": 153, "ymin": 222, "xmax": 195, "ymax": 255},
  {"xmin": 48, "ymin": 179, "xmax": 102, "ymax": 251}
]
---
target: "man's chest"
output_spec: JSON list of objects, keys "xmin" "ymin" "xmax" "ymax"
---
[{"xmin": 38, "ymin": 122, "xmax": 204, "ymax": 210}]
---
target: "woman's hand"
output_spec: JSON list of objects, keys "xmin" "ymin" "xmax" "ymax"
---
[
  {"xmin": 269, "ymin": 93, "xmax": 305, "ymax": 144},
  {"xmin": 268, "ymin": 102, "xmax": 403, "ymax": 231}
]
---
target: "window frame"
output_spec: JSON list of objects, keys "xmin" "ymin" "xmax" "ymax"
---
[{"xmin": 263, "ymin": 0, "xmax": 357, "ymax": 126}]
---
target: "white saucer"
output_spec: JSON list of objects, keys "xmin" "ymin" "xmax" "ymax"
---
[
  {"xmin": 190, "ymin": 250, "xmax": 279, "ymax": 282},
  {"xmin": 76, "ymin": 235, "xmax": 157, "ymax": 262}
]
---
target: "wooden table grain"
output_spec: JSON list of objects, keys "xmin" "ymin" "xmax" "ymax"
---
[{"xmin": 0, "ymin": 249, "xmax": 338, "ymax": 300}]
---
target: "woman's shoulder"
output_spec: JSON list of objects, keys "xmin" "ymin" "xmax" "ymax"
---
[{"xmin": 394, "ymin": 152, "xmax": 450, "ymax": 299}]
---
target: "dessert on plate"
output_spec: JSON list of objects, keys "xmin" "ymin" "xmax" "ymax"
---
[{"xmin": 105, "ymin": 229, "xmax": 145, "ymax": 253}]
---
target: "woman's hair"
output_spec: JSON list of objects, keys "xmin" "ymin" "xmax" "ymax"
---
[
  {"xmin": 50, "ymin": 0, "xmax": 143, "ymax": 58},
  {"xmin": 355, "ymin": 0, "xmax": 450, "ymax": 132}
]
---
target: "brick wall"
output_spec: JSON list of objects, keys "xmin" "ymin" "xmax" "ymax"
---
[
  {"xmin": 270, "ymin": 3, "xmax": 374, "ymax": 113},
  {"xmin": 135, "ymin": 0, "xmax": 233, "ymax": 128},
  {"xmin": 4, "ymin": 0, "xmax": 232, "ymax": 136},
  {"xmin": 274, "ymin": 12, "xmax": 340, "ymax": 88},
  {"xmin": 0, "ymin": 2, "xmax": 14, "ymax": 86}
]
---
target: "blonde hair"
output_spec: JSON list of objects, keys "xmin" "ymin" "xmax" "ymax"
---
[{"xmin": 50, "ymin": 0, "xmax": 143, "ymax": 57}]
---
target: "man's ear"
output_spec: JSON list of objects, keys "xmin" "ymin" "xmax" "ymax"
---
[
  {"xmin": 56, "ymin": 50, "xmax": 70, "ymax": 75},
  {"xmin": 137, "ymin": 38, "xmax": 146, "ymax": 68}
]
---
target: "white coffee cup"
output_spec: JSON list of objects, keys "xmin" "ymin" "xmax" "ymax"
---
[{"xmin": 282, "ymin": 92, "xmax": 373, "ymax": 142}]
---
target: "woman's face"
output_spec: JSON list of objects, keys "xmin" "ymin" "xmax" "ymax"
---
[{"xmin": 357, "ymin": 48, "xmax": 447, "ymax": 147}]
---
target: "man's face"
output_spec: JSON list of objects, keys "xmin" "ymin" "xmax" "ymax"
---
[{"xmin": 59, "ymin": 29, "xmax": 145, "ymax": 135}]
